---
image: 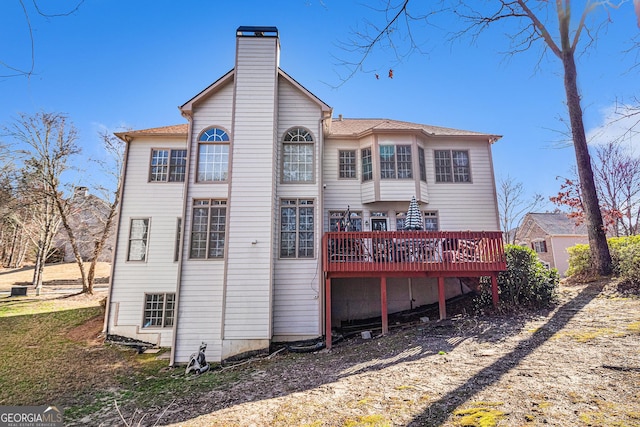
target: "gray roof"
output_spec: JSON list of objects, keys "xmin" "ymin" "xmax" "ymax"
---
[{"xmin": 527, "ymin": 212, "xmax": 588, "ymax": 236}]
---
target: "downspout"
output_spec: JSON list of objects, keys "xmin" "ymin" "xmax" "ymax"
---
[
  {"xmin": 169, "ymin": 113, "xmax": 194, "ymax": 367},
  {"xmin": 487, "ymin": 136, "xmax": 502, "ymax": 231},
  {"xmin": 319, "ymin": 111, "xmax": 331, "ymax": 337},
  {"xmin": 103, "ymin": 134, "xmax": 132, "ymax": 335}
]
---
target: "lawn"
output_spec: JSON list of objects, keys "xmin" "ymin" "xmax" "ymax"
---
[{"xmin": 0, "ymin": 293, "xmax": 241, "ymax": 425}]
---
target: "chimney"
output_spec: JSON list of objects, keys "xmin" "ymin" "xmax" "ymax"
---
[{"xmin": 73, "ymin": 186, "xmax": 88, "ymax": 199}]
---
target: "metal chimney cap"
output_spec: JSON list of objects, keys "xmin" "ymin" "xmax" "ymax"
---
[{"xmin": 236, "ymin": 26, "xmax": 278, "ymax": 37}]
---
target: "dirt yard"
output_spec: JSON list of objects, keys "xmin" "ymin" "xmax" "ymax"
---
[
  {"xmin": 2, "ymin": 264, "xmax": 638, "ymax": 426},
  {"xmin": 107, "ymin": 279, "xmax": 639, "ymax": 427}
]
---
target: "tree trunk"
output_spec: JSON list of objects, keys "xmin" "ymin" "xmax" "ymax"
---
[
  {"xmin": 87, "ymin": 196, "xmax": 119, "ymax": 294},
  {"xmin": 53, "ymin": 196, "xmax": 90, "ymax": 293},
  {"xmin": 562, "ymin": 52, "xmax": 612, "ymax": 275}
]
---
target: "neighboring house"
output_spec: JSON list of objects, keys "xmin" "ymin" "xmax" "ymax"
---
[
  {"xmin": 516, "ymin": 212, "xmax": 588, "ymax": 276},
  {"xmin": 53, "ymin": 186, "xmax": 116, "ymax": 263},
  {"xmin": 105, "ymin": 27, "xmax": 506, "ymax": 365}
]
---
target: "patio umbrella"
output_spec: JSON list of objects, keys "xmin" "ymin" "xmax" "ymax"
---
[{"xmin": 404, "ymin": 196, "xmax": 423, "ymax": 230}]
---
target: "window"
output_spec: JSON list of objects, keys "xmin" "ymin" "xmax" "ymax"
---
[
  {"xmin": 396, "ymin": 212, "xmax": 407, "ymax": 231},
  {"xmin": 380, "ymin": 145, "xmax": 412, "ymax": 179},
  {"xmin": 396, "ymin": 211, "xmax": 437, "ymax": 230},
  {"xmin": 361, "ymin": 148, "xmax": 372, "ymax": 182},
  {"xmin": 190, "ymin": 200, "xmax": 226, "ymax": 259},
  {"xmin": 380, "ymin": 146, "xmax": 395, "ymax": 179},
  {"xmin": 532, "ymin": 240, "xmax": 547, "ymax": 253},
  {"xmin": 283, "ymin": 128, "xmax": 314, "ymax": 182},
  {"xmin": 150, "ymin": 149, "xmax": 187, "ymax": 182},
  {"xmin": 143, "ymin": 293, "xmax": 175, "ymax": 328},
  {"xmin": 418, "ymin": 147, "xmax": 426, "ymax": 182},
  {"xmin": 423, "ymin": 211, "xmax": 439, "ymax": 231},
  {"xmin": 435, "ymin": 150, "xmax": 470, "ymax": 183},
  {"xmin": 127, "ymin": 218, "xmax": 149, "ymax": 261},
  {"xmin": 397, "ymin": 145, "xmax": 413, "ymax": 179},
  {"xmin": 197, "ymin": 127, "xmax": 229, "ymax": 182},
  {"xmin": 339, "ymin": 150, "xmax": 356, "ymax": 179},
  {"xmin": 330, "ymin": 210, "xmax": 362, "ymax": 231},
  {"xmin": 174, "ymin": 218, "xmax": 182, "ymax": 262},
  {"xmin": 280, "ymin": 199, "xmax": 314, "ymax": 258}
]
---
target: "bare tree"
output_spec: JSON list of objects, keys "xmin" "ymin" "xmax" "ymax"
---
[
  {"xmin": 497, "ymin": 175, "xmax": 545, "ymax": 244},
  {"xmin": 4, "ymin": 112, "xmax": 78, "ymax": 293},
  {"xmin": 345, "ymin": 0, "xmax": 617, "ymax": 274},
  {"xmin": 2, "ymin": 0, "xmax": 84, "ymax": 78},
  {"xmin": 593, "ymin": 141, "xmax": 640, "ymax": 236},
  {"xmin": 551, "ymin": 141, "xmax": 640, "ymax": 237},
  {"xmin": 83, "ymin": 130, "xmax": 124, "ymax": 294}
]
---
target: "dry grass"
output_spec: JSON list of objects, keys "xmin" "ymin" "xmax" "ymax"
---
[{"xmin": 0, "ymin": 262, "xmax": 111, "ymax": 292}]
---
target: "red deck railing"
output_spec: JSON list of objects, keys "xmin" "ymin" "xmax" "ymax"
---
[{"xmin": 323, "ymin": 230, "xmax": 506, "ymax": 276}]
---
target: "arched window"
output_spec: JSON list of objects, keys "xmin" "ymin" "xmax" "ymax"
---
[
  {"xmin": 197, "ymin": 127, "xmax": 230, "ymax": 182},
  {"xmin": 282, "ymin": 127, "xmax": 314, "ymax": 183}
]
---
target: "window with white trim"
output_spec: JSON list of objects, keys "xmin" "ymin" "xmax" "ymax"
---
[
  {"xmin": 361, "ymin": 147, "xmax": 372, "ymax": 182},
  {"xmin": 380, "ymin": 145, "xmax": 412, "ymax": 179},
  {"xmin": 338, "ymin": 150, "xmax": 357, "ymax": 179},
  {"xmin": 418, "ymin": 147, "xmax": 426, "ymax": 182},
  {"xmin": 423, "ymin": 211, "xmax": 439, "ymax": 231},
  {"xmin": 174, "ymin": 218, "xmax": 182, "ymax": 262},
  {"xmin": 143, "ymin": 293, "xmax": 175, "ymax": 328},
  {"xmin": 532, "ymin": 240, "xmax": 547, "ymax": 253},
  {"xmin": 197, "ymin": 127, "xmax": 229, "ymax": 182},
  {"xmin": 280, "ymin": 199, "xmax": 314, "ymax": 258},
  {"xmin": 396, "ymin": 212, "xmax": 407, "ymax": 231},
  {"xmin": 150, "ymin": 149, "xmax": 187, "ymax": 182},
  {"xmin": 283, "ymin": 128, "xmax": 314, "ymax": 182},
  {"xmin": 127, "ymin": 218, "xmax": 149, "ymax": 261},
  {"xmin": 190, "ymin": 199, "xmax": 226, "ymax": 259},
  {"xmin": 329, "ymin": 210, "xmax": 362, "ymax": 231},
  {"xmin": 435, "ymin": 150, "xmax": 470, "ymax": 182}
]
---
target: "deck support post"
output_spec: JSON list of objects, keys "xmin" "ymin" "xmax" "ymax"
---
[
  {"xmin": 381, "ymin": 276, "xmax": 388, "ymax": 335},
  {"xmin": 491, "ymin": 274, "xmax": 499, "ymax": 308},
  {"xmin": 325, "ymin": 276, "xmax": 332, "ymax": 349},
  {"xmin": 438, "ymin": 276, "xmax": 446, "ymax": 320}
]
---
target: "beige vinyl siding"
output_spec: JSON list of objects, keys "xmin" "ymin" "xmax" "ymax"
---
[
  {"xmin": 273, "ymin": 261, "xmax": 320, "ymax": 337},
  {"xmin": 172, "ymin": 270, "xmax": 224, "ymax": 362},
  {"xmin": 425, "ymin": 140, "xmax": 499, "ymax": 230},
  {"xmin": 108, "ymin": 137, "xmax": 185, "ymax": 347},
  {"xmin": 378, "ymin": 181, "xmax": 416, "ymax": 202},
  {"xmin": 222, "ymin": 35, "xmax": 279, "ymax": 340},
  {"xmin": 174, "ymin": 82, "xmax": 235, "ymax": 362},
  {"xmin": 191, "ymin": 83, "xmax": 234, "ymax": 138},
  {"xmin": 322, "ymin": 138, "xmax": 367, "ymax": 229},
  {"xmin": 272, "ymin": 78, "xmax": 324, "ymax": 338},
  {"xmin": 550, "ymin": 235, "xmax": 588, "ymax": 276}
]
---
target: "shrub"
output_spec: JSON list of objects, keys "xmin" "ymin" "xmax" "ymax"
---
[
  {"xmin": 565, "ymin": 244, "xmax": 592, "ymax": 277},
  {"xmin": 475, "ymin": 245, "xmax": 559, "ymax": 313},
  {"xmin": 566, "ymin": 235, "xmax": 640, "ymax": 284}
]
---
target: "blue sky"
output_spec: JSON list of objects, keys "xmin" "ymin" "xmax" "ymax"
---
[{"xmin": 1, "ymin": 1, "xmax": 638, "ymax": 205}]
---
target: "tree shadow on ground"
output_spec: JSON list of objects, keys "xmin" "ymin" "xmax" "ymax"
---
[
  {"xmin": 405, "ymin": 280, "xmax": 605, "ymax": 426},
  {"xmin": 104, "ymin": 294, "xmax": 560, "ymax": 426}
]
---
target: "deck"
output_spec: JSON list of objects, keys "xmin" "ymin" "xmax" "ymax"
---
[{"xmin": 322, "ymin": 231, "xmax": 507, "ymax": 349}]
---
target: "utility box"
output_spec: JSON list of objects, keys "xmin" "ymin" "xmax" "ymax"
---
[{"xmin": 11, "ymin": 286, "xmax": 27, "ymax": 297}]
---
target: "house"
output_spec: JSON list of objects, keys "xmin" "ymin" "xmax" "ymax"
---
[
  {"xmin": 104, "ymin": 26, "xmax": 505, "ymax": 365},
  {"xmin": 53, "ymin": 186, "xmax": 116, "ymax": 263},
  {"xmin": 516, "ymin": 212, "xmax": 588, "ymax": 275}
]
